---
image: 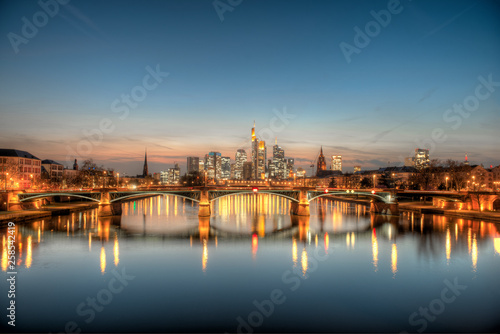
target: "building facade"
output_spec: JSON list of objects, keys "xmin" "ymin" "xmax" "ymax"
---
[
  {"xmin": 415, "ymin": 148, "xmax": 430, "ymax": 169},
  {"xmin": 0, "ymin": 149, "xmax": 42, "ymax": 189},
  {"xmin": 205, "ymin": 152, "xmax": 222, "ymax": 181},
  {"xmin": 316, "ymin": 147, "xmax": 327, "ymax": 176},
  {"xmin": 234, "ymin": 149, "xmax": 247, "ymax": 180},
  {"xmin": 331, "ymin": 155, "xmax": 342, "ymax": 172}
]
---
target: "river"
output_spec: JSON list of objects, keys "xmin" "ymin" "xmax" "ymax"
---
[{"xmin": 1, "ymin": 194, "xmax": 499, "ymax": 333}]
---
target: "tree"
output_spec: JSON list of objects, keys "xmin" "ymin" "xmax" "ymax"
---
[
  {"xmin": 179, "ymin": 171, "xmax": 204, "ymax": 187},
  {"xmin": 76, "ymin": 159, "xmax": 104, "ymax": 188},
  {"xmin": 443, "ymin": 159, "xmax": 471, "ymax": 191},
  {"xmin": 328, "ymin": 177, "xmax": 337, "ymax": 188},
  {"xmin": 360, "ymin": 177, "xmax": 372, "ymax": 189}
]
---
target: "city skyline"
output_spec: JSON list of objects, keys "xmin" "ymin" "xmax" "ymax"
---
[{"xmin": 1, "ymin": 0, "xmax": 499, "ymax": 175}]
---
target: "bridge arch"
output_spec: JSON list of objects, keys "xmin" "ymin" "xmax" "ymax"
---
[
  {"xmin": 109, "ymin": 192, "xmax": 200, "ymax": 203},
  {"xmin": 18, "ymin": 193, "xmax": 101, "ymax": 203},
  {"xmin": 307, "ymin": 191, "xmax": 393, "ymax": 204},
  {"xmin": 209, "ymin": 190, "xmax": 299, "ymax": 203},
  {"xmin": 492, "ymin": 197, "xmax": 500, "ymax": 211}
]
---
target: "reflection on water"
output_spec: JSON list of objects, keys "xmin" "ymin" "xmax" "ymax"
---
[
  {"xmin": 0, "ymin": 194, "xmax": 499, "ymax": 276},
  {"xmin": 1, "ymin": 194, "xmax": 500, "ymax": 333}
]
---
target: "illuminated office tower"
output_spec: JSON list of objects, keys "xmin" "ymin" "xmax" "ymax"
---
[
  {"xmin": 251, "ymin": 122, "xmax": 266, "ymax": 179},
  {"xmin": 414, "ymin": 148, "xmax": 430, "ymax": 169},
  {"xmin": 187, "ymin": 157, "xmax": 199, "ymax": 174},
  {"xmin": 221, "ymin": 156, "xmax": 231, "ymax": 180},
  {"xmin": 331, "ymin": 155, "xmax": 342, "ymax": 172},
  {"xmin": 205, "ymin": 152, "xmax": 221, "ymax": 181},
  {"xmin": 234, "ymin": 149, "xmax": 247, "ymax": 180}
]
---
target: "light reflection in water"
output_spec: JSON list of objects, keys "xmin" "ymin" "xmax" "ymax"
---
[
  {"xmin": 446, "ymin": 227, "xmax": 451, "ymax": 265},
  {"xmin": 292, "ymin": 238, "xmax": 298, "ymax": 267},
  {"xmin": 202, "ymin": 239, "xmax": 208, "ymax": 273},
  {"xmin": 26, "ymin": 235, "xmax": 32, "ymax": 268},
  {"xmin": 372, "ymin": 229, "xmax": 378, "ymax": 272},
  {"xmin": 100, "ymin": 247, "xmax": 106, "ymax": 274},
  {"xmin": 252, "ymin": 234, "xmax": 258, "ymax": 260},
  {"xmin": 472, "ymin": 233, "xmax": 478, "ymax": 272},
  {"xmin": 1, "ymin": 236, "xmax": 7, "ymax": 272},
  {"xmin": 495, "ymin": 238, "xmax": 500, "ymax": 255},
  {"xmin": 324, "ymin": 233, "xmax": 329, "ymax": 254},
  {"xmin": 301, "ymin": 248, "xmax": 308, "ymax": 276},
  {"xmin": 114, "ymin": 234, "xmax": 119, "ymax": 267},
  {"xmin": 391, "ymin": 243, "xmax": 398, "ymax": 277}
]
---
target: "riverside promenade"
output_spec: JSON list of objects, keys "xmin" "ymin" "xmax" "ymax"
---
[{"xmin": 0, "ymin": 202, "xmax": 98, "ymax": 225}]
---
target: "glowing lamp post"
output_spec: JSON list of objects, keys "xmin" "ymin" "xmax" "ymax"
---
[{"xmin": 445, "ymin": 176, "xmax": 449, "ymax": 191}]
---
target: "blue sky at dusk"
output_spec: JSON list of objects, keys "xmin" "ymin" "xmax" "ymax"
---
[{"xmin": 0, "ymin": 0, "xmax": 499, "ymax": 175}]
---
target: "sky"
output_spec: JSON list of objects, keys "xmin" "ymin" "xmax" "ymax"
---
[{"xmin": 0, "ymin": 0, "xmax": 499, "ymax": 176}]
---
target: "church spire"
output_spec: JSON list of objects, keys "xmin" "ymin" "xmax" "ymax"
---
[{"xmin": 143, "ymin": 148, "xmax": 149, "ymax": 177}]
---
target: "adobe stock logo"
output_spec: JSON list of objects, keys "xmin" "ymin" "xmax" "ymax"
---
[{"xmin": 7, "ymin": 0, "xmax": 70, "ymax": 54}]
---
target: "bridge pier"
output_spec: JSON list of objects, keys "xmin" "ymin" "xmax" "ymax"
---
[
  {"xmin": 198, "ymin": 188, "xmax": 211, "ymax": 217},
  {"xmin": 290, "ymin": 189, "xmax": 310, "ymax": 216},
  {"xmin": 98, "ymin": 191, "xmax": 122, "ymax": 217},
  {"xmin": 370, "ymin": 201, "xmax": 399, "ymax": 215}
]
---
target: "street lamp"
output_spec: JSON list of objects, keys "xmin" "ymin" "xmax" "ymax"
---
[
  {"xmin": 117, "ymin": 172, "xmax": 120, "ymax": 187},
  {"xmin": 445, "ymin": 176, "xmax": 449, "ymax": 191},
  {"xmin": 103, "ymin": 171, "xmax": 107, "ymax": 188},
  {"xmin": 4, "ymin": 172, "xmax": 8, "ymax": 191}
]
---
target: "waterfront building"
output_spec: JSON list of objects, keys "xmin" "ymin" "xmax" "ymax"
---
[
  {"xmin": 0, "ymin": 148, "xmax": 42, "ymax": 189},
  {"xmin": 42, "ymin": 159, "xmax": 64, "ymax": 181}
]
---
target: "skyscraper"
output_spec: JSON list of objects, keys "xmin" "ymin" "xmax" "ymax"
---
[
  {"xmin": 251, "ymin": 122, "xmax": 266, "ymax": 179},
  {"xmin": 142, "ymin": 149, "xmax": 149, "ymax": 177},
  {"xmin": 272, "ymin": 138, "xmax": 286, "ymax": 179},
  {"xmin": 234, "ymin": 149, "xmax": 247, "ymax": 180},
  {"xmin": 316, "ymin": 146, "xmax": 326, "ymax": 176},
  {"xmin": 331, "ymin": 155, "xmax": 342, "ymax": 172},
  {"xmin": 187, "ymin": 157, "xmax": 200, "ymax": 174},
  {"xmin": 286, "ymin": 158, "xmax": 294, "ymax": 178},
  {"xmin": 221, "ymin": 156, "xmax": 231, "ymax": 179},
  {"xmin": 414, "ymin": 148, "xmax": 430, "ymax": 169},
  {"xmin": 205, "ymin": 152, "xmax": 221, "ymax": 181}
]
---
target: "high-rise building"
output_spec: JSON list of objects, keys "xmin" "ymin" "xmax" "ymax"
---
[
  {"xmin": 142, "ymin": 149, "xmax": 149, "ymax": 177},
  {"xmin": 251, "ymin": 122, "xmax": 266, "ymax": 179},
  {"xmin": 331, "ymin": 155, "xmax": 342, "ymax": 172},
  {"xmin": 286, "ymin": 158, "xmax": 294, "ymax": 178},
  {"xmin": 167, "ymin": 163, "xmax": 180, "ymax": 184},
  {"xmin": 414, "ymin": 148, "xmax": 430, "ymax": 169},
  {"xmin": 187, "ymin": 157, "xmax": 199, "ymax": 174},
  {"xmin": 221, "ymin": 156, "xmax": 231, "ymax": 179},
  {"xmin": 234, "ymin": 149, "xmax": 247, "ymax": 180},
  {"xmin": 316, "ymin": 147, "xmax": 327, "ymax": 176},
  {"xmin": 205, "ymin": 152, "xmax": 222, "ymax": 181},
  {"xmin": 199, "ymin": 160, "xmax": 204, "ymax": 172},
  {"xmin": 271, "ymin": 139, "xmax": 286, "ymax": 179},
  {"xmin": 243, "ymin": 161, "xmax": 253, "ymax": 180}
]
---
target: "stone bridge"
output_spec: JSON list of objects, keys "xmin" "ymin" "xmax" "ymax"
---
[{"xmin": 10, "ymin": 187, "xmax": 398, "ymax": 217}]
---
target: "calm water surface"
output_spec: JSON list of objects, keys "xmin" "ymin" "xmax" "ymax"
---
[{"xmin": 1, "ymin": 194, "xmax": 500, "ymax": 333}]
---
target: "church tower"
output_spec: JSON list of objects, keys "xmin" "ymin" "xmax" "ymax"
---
[
  {"xmin": 316, "ymin": 146, "xmax": 327, "ymax": 176},
  {"xmin": 143, "ymin": 149, "xmax": 149, "ymax": 177}
]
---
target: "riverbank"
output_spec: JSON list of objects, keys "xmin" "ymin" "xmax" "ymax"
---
[
  {"xmin": 0, "ymin": 202, "xmax": 98, "ymax": 225},
  {"xmin": 399, "ymin": 202, "xmax": 500, "ymax": 222},
  {"xmin": 326, "ymin": 196, "xmax": 500, "ymax": 223}
]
